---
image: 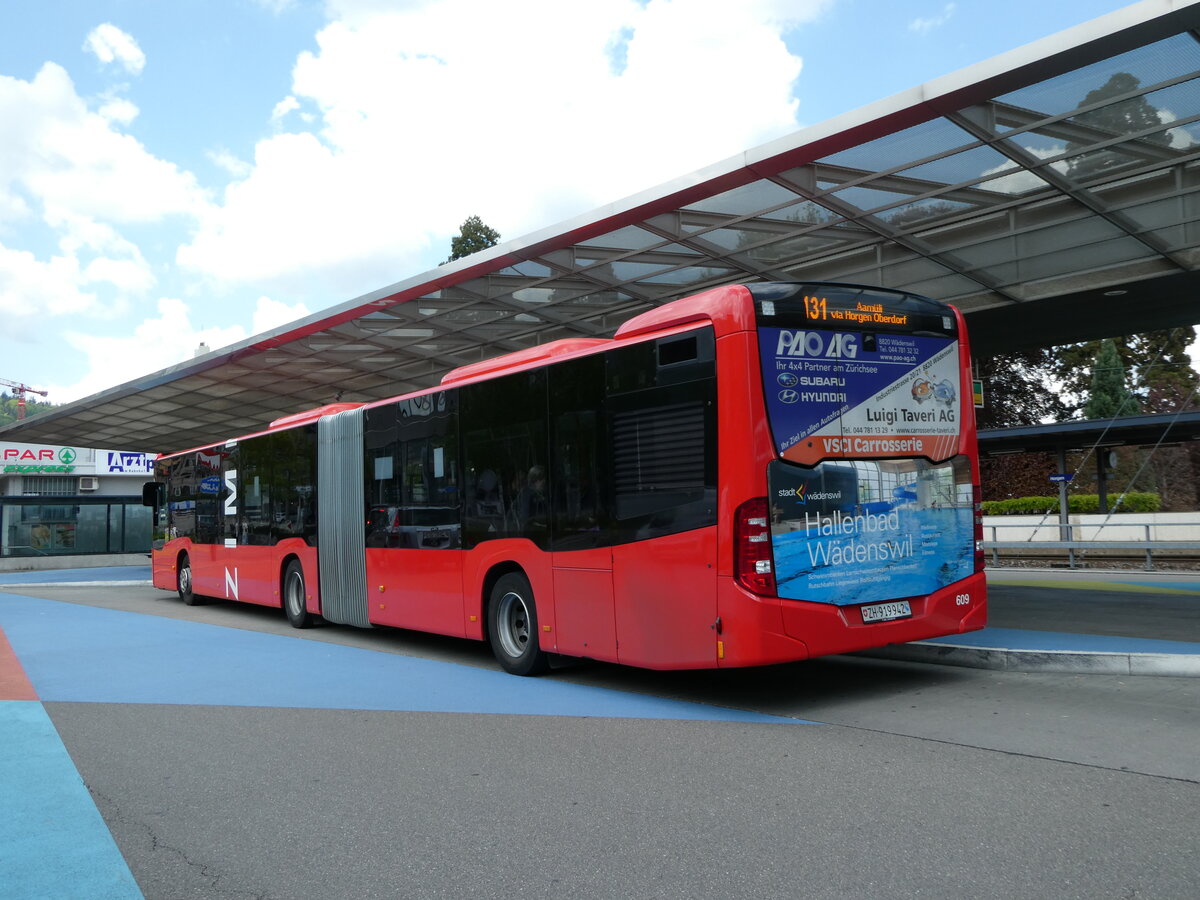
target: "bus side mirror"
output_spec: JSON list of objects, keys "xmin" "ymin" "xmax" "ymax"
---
[{"xmin": 142, "ymin": 481, "xmax": 165, "ymax": 509}]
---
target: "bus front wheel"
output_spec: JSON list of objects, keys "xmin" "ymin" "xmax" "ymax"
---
[
  {"xmin": 283, "ymin": 559, "xmax": 313, "ymax": 628},
  {"xmin": 178, "ymin": 554, "xmax": 203, "ymax": 606},
  {"xmin": 487, "ymin": 572, "xmax": 549, "ymax": 676}
]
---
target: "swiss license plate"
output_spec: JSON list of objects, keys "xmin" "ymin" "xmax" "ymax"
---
[{"xmin": 860, "ymin": 600, "xmax": 912, "ymax": 623}]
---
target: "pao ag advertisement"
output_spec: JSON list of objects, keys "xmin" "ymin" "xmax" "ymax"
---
[{"xmin": 758, "ymin": 327, "xmax": 963, "ymax": 466}]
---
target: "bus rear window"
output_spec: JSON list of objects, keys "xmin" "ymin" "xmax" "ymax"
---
[{"xmin": 768, "ymin": 455, "xmax": 974, "ymax": 606}]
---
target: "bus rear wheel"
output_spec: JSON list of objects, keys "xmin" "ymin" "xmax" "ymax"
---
[
  {"xmin": 283, "ymin": 559, "xmax": 313, "ymax": 628},
  {"xmin": 487, "ymin": 572, "xmax": 549, "ymax": 676},
  {"xmin": 178, "ymin": 553, "xmax": 203, "ymax": 606}
]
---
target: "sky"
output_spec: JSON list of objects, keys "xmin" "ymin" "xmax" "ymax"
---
[{"xmin": 1, "ymin": 0, "xmax": 1190, "ymax": 408}]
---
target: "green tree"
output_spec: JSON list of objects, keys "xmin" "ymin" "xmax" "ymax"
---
[
  {"xmin": 1053, "ymin": 328, "xmax": 1197, "ymax": 416},
  {"xmin": 445, "ymin": 215, "xmax": 500, "ymax": 263},
  {"xmin": 974, "ymin": 348, "xmax": 1070, "ymax": 428},
  {"xmin": 1083, "ymin": 339, "xmax": 1138, "ymax": 419}
]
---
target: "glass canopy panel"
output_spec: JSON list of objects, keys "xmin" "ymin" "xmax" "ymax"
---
[
  {"xmin": 818, "ymin": 118, "xmax": 978, "ymax": 174},
  {"xmin": 576, "ymin": 225, "xmax": 664, "ymax": 251},
  {"xmin": 896, "ymin": 144, "xmax": 1019, "ymax": 186},
  {"xmin": 605, "ymin": 260, "xmax": 676, "ymax": 282},
  {"xmin": 759, "ymin": 199, "xmax": 841, "ymax": 224},
  {"xmin": 830, "ymin": 184, "xmax": 921, "ymax": 214},
  {"xmin": 892, "ymin": 272, "xmax": 988, "ymax": 300},
  {"xmin": 873, "ymin": 256, "xmax": 958, "ymax": 289},
  {"xmin": 640, "ymin": 264, "xmax": 738, "ymax": 286},
  {"xmin": 1018, "ymin": 215, "xmax": 1126, "ymax": 256},
  {"xmin": 648, "ymin": 242, "xmax": 703, "ymax": 257},
  {"xmin": 555, "ymin": 289, "xmax": 639, "ymax": 308},
  {"xmin": 511, "ymin": 288, "xmax": 555, "ymax": 304},
  {"xmin": 680, "ymin": 199, "xmax": 843, "ymax": 234},
  {"xmin": 875, "ymin": 197, "xmax": 977, "ymax": 231},
  {"xmin": 1058, "ymin": 142, "xmax": 1177, "ymax": 186},
  {"xmin": 972, "ymin": 168, "xmax": 1054, "ymax": 197},
  {"xmin": 496, "ymin": 261, "xmax": 551, "ymax": 278},
  {"xmin": 738, "ymin": 231, "xmax": 853, "ymax": 264},
  {"xmin": 993, "ymin": 34, "xmax": 1200, "ymax": 129},
  {"xmin": 780, "ymin": 246, "xmax": 879, "ymax": 282},
  {"xmin": 692, "ymin": 225, "xmax": 781, "ymax": 251},
  {"xmin": 1014, "ymin": 236, "xmax": 1156, "ymax": 282},
  {"xmin": 682, "ymin": 179, "xmax": 801, "ymax": 216}
]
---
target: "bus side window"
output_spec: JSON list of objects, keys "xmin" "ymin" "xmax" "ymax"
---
[
  {"xmin": 461, "ymin": 370, "xmax": 549, "ymax": 549},
  {"xmin": 549, "ymin": 353, "xmax": 610, "ymax": 551}
]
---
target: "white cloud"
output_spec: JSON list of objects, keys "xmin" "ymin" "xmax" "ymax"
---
[
  {"xmin": 909, "ymin": 3, "xmax": 956, "ymax": 34},
  {"xmin": 178, "ymin": 0, "xmax": 832, "ymax": 295},
  {"xmin": 207, "ymin": 148, "xmax": 254, "ymax": 179},
  {"xmin": 0, "ymin": 64, "xmax": 208, "ymax": 226},
  {"xmin": 83, "ymin": 24, "xmax": 146, "ymax": 76},
  {"xmin": 97, "ymin": 95, "xmax": 139, "ymax": 125},
  {"xmin": 0, "ymin": 242, "xmax": 98, "ymax": 317},
  {"xmin": 50, "ymin": 298, "xmax": 246, "ymax": 403},
  {"xmin": 254, "ymin": 0, "xmax": 298, "ymax": 13},
  {"xmin": 0, "ymin": 217, "xmax": 154, "ymax": 322},
  {"xmin": 252, "ymin": 295, "xmax": 311, "ymax": 332},
  {"xmin": 0, "ymin": 62, "xmax": 206, "ymax": 333},
  {"xmin": 46, "ymin": 294, "xmax": 317, "ymax": 403},
  {"xmin": 271, "ymin": 95, "xmax": 301, "ymax": 124}
]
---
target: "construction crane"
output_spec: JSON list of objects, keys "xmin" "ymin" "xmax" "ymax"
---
[{"xmin": 0, "ymin": 378, "xmax": 49, "ymax": 420}]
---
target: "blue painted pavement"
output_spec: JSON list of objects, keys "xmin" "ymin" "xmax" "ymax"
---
[
  {"xmin": 0, "ymin": 701, "xmax": 142, "ymax": 899},
  {"xmin": 0, "ymin": 592, "xmax": 804, "ymax": 723},
  {"xmin": 1126, "ymin": 580, "xmax": 1200, "ymax": 593}
]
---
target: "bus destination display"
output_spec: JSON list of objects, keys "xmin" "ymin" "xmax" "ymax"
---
[{"xmin": 800, "ymin": 293, "xmax": 912, "ymax": 328}]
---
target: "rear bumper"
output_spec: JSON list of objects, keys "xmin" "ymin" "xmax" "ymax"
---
[{"xmin": 716, "ymin": 570, "xmax": 987, "ymax": 667}]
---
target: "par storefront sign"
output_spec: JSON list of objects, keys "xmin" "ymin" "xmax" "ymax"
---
[{"xmin": 1, "ymin": 442, "xmax": 154, "ymax": 476}]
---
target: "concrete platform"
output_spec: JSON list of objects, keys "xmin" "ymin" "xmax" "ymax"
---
[{"xmin": 860, "ymin": 568, "xmax": 1200, "ymax": 676}]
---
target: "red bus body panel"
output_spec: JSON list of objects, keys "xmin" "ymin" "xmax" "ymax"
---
[
  {"xmin": 152, "ymin": 538, "xmax": 319, "ymax": 615},
  {"xmin": 366, "ymin": 548, "xmax": 465, "ymax": 637}
]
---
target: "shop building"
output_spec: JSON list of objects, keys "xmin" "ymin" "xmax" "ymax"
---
[{"xmin": 1, "ymin": 441, "xmax": 154, "ymax": 558}]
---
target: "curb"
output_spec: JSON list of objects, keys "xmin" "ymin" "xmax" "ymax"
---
[{"xmin": 857, "ymin": 641, "xmax": 1200, "ymax": 677}]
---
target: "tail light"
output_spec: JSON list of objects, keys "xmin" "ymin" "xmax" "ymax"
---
[
  {"xmin": 973, "ymin": 485, "xmax": 985, "ymax": 572},
  {"xmin": 735, "ymin": 497, "xmax": 776, "ymax": 595}
]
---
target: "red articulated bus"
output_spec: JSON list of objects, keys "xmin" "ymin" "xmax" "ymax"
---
[{"xmin": 146, "ymin": 281, "xmax": 986, "ymax": 675}]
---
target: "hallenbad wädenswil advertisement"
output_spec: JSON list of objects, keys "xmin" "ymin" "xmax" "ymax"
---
[{"xmin": 766, "ymin": 458, "xmax": 974, "ymax": 606}]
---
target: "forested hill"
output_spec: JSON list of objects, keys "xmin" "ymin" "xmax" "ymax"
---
[{"xmin": 0, "ymin": 394, "xmax": 57, "ymax": 427}]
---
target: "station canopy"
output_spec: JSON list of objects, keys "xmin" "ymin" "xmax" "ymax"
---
[{"xmin": 6, "ymin": 0, "xmax": 1200, "ymax": 455}]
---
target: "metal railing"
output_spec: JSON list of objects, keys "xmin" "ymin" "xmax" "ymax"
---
[{"xmin": 983, "ymin": 521, "xmax": 1200, "ymax": 570}]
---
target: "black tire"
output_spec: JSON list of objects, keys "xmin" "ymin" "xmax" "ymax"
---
[
  {"xmin": 487, "ymin": 572, "xmax": 549, "ymax": 676},
  {"xmin": 178, "ymin": 553, "xmax": 204, "ymax": 606},
  {"xmin": 282, "ymin": 559, "xmax": 313, "ymax": 628}
]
